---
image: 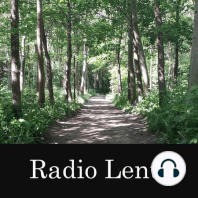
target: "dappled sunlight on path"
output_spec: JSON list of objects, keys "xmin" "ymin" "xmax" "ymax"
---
[{"xmin": 44, "ymin": 95, "xmax": 157, "ymax": 144}]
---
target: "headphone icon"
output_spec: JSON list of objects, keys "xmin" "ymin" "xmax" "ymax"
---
[{"xmin": 158, "ymin": 159, "xmax": 179, "ymax": 177}]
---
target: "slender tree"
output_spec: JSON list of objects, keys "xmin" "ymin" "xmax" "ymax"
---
[
  {"xmin": 80, "ymin": 42, "xmax": 88, "ymax": 95},
  {"xmin": 37, "ymin": 0, "xmax": 45, "ymax": 106},
  {"xmin": 127, "ymin": 6, "xmax": 136, "ymax": 104},
  {"xmin": 188, "ymin": 0, "xmax": 198, "ymax": 92},
  {"xmin": 116, "ymin": 26, "xmax": 123, "ymax": 95},
  {"xmin": 131, "ymin": 0, "xmax": 149, "ymax": 96},
  {"xmin": 41, "ymin": 18, "xmax": 54, "ymax": 103},
  {"xmin": 154, "ymin": 0, "xmax": 166, "ymax": 107},
  {"xmin": 134, "ymin": 36, "xmax": 143, "ymax": 101},
  {"xmin": 173, "ymin": 0, "xmax": 181, "ymax": 85},
  {"xmin": 67, "ymin": 0, "xmax": 72, "ymax": 101},
  {"xmin": 11, "ymin": 0, "xmax": 21, "ymax": 117},
  {"xmin": 20, "ymin": 35, "xmax": 26, "ymax": 91}
]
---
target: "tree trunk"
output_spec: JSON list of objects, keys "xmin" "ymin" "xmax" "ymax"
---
[
  {"xmin": 0, "ymin": 61, "xmax": 5, "ymax": 84},
  {"xmin": 41, "ymin": 18, "xmax": 54, "ymax": 103},
  {"xmin": 80, "ymin": 43, "xmax": 88, "ymax": 95},
  {"xmin": 188, "ymin": 0, "xmax": 198, "ymax": 92},
  {"xmin": 150, "ymin": 48, "xmax": 153, "ymax": 91},
  {"xmin": 127, "ymin": 10, "xmax": 136, "ymax": 104},
  {"xmin": 116, "ymin": 26, "xmax": 123, "ymax": 95},
  {"xmin": 131, "ymin": 0, "xmax": 149, "ymax": 96},
  {"xmin": 11, "ymin": 0, "xmax": 21, "ymax": 117},
  {"xmin": 134, "ymin": 36, "xmax": 143, "ymax": 101},
  {"xmin": 154, "ymin": 1, "xmax": 166, "ymax": 107},
  {"xmin": 67, "ymin": 0, "xmax": 72, "ymax": 101},
  {"xmin": 173, "ymin": 0, "xmax": 180, "ymax": 85},
  {"xmin": 37, "ymin": 0, "xmax": 45, "ymax": 106},
  {"xmin": 20, "ymin": 35, "xmax": 26, "ymax": 91},
  {"xmin": 73, "ymin": 55, "xmax": 76, "ymax": 100},
  {"xmin": 74, "ymin": 46, "xmax": 79, "ymax": 96},
  {"xmin": 63, "ymin": 63, "xmax": 69, "ymax": 101}
]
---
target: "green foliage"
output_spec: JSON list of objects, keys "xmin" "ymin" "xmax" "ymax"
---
[
  {"xmin": 0, "ymin": 86, "xmax": 91, "ymax": 144},
  {"xmin": 112, "ymin": 85, "xmax": 198, "ymax": 144}
]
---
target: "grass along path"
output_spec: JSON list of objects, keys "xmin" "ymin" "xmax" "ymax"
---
[{"xmin": 43, "ymin": 95, "xmax": 158, "ymax": 144}]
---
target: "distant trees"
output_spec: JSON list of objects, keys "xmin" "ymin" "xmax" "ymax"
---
[{"xmin": 0, "ymin": 0, "xmax": 196, "ymax": 118}]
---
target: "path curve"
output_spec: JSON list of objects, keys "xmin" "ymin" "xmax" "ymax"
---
[{"xmin": 43, "ymin": 95, "xmax": 158, "ymax": 144}]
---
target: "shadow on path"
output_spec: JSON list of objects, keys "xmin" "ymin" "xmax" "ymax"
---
[{"xmin": 43, "ymin": 95, "xmax": 158, "ymax": 144}]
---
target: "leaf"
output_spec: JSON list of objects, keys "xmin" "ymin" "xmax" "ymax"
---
[
  {"xmin": 19, "ymin": 119, "xmax": 32, "ymax": 130},
  {"xmin": 189, "ymin": 138, "xmax": 197, "ymax": 144}
]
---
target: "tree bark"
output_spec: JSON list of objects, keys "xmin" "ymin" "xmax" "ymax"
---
[
  {"xmin": 127, "ymin": 10, "xmax": 136, "ymax": 104},
  {"xmin": 116, "ymin": 26, "xmax": 123, "ymax": 95},
  {"xmin": 63, "ymin": 63, "xmax": 69, "ymax": 101},
  {"xmin": 11, "ymin": 0, "xmax": 21, "ymax": 117},
  {"xmin": 133, "ymin": 36, "xmax": 143, "ymax": 101},
  {"xmin": 74, "ymin": 46, "xmax": 79, "ymax": 96},
  {"xmin": 37, "ymin": 0, "xmax": 45, "ymax": 106},
  {"xmin": 188, "ymin": 0, "xmax": 198, "ymax": 92},
  {"xmin": 154, "ymin": 1, "xmax": 166, "ymax": 107},
  {"xmin": 131, "ymin": 0, "xmax": 149, "ymax": 96},
  {"xmin": 74, "ymin": 55, "xmax": 76, "ymax": 100},
  {"xmin": 41, "ymin": 18, "xmax": 54, "ymax": 103},
  {"xmin": 20, "ymin": 35, "xmax": 26, "ymax": 92},
  {"xmin": 173, "ymin": 0, "xmax": 180, "ymax": 85},
  {"xmin": 80, "ymin": 43, "xmax": 88, "ymax": 95},
  {"xmin": 67, "ymin": 0, "xmax": 72, "ymax": 101}
]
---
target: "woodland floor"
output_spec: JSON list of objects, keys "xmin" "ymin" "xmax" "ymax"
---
[{"xmin": 43, "ymin": 95, "xmax": 158, "ymax": 144}]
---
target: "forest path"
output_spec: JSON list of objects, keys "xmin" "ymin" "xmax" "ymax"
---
[{"xmin": 43, "ymin": 95, "xmax": 158, "ymax": 144}]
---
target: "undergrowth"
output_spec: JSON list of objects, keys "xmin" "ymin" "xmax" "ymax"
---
[
  {"xmin": 111, "ymin": 86, "xmax": 198, "ymax": 144},
  {"xmin": 0, "ymin": 86, "xmax": 92, "ymax": 144}
]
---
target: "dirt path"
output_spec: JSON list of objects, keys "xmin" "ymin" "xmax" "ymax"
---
[{"xmin": 43, "ymin": 95, "xmax": 158, "ymax": 144}]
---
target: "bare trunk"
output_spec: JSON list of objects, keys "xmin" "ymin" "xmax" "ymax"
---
[
  {"xmin": 64, "ymin": 63, "xmax": 69, "ymax": 101},
  {"xmin": 188, "ymin": 0, "xmax": 198, "ymax": 92},
  {"xmin": 173, "ymin": 44, "xmax": 179, "ymax": 84},
  {"xmin": 116, "ymin": 27, "xmax": 123, "ymax": 95},
  {"xmin": 11, "ymin": 0, "xmax": 21, "ymax": 117},
  {"xmin": 150, "ymin": 48, "xmax": 152, "ymax": 91},
  {"xmin": 41, "ymin": 18, "xmax": 54, "ymax": 103},
  {"xmin": 80, "ymin": 43, "xmax": 87, "ymax": 95},
  {"xmin": 20, "ymin": 35, "xmax": 26, "ymax": 91},
  {"xmin": 73, "ymin": 55, "xmax": 76, "ymax": 100},
  {"xmin": 154, "ymin": 1, "xmax": 166, "ymax": 107},
  {"xmin": 117, "ymin": 53, "xmax": 122, "ymax": 95},
  {"xmin": 131, "ymin": 0, "xmax": 149, "ymax": 96},
  {"xmin": 37, "ymin": 0, "xmax": 45, "ymax": 106},
  {"xmin": 74, "ymin": 46, "xmax": 79, "ymax": 96},
  {"xmin": 173, "ymin": 0, "xmax": 180, "ymax": 85},
  {"xmin": 127, "ymin": 10, "xmax": 136, "ymax": 104},
  {"xmin": 67, "ymin": 0, "xmax": 72, "ymax": 101},
  {"xmin": 134, "ymin": 36, "xmax": 143, "ymax": 101}
]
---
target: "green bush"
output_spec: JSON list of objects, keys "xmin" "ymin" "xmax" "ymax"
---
[
  {"xmin": 111, "ymin": 85, "xmax": 198, "ymax": 144},
  {"xmin": 0, "ymin": 86, "xmax": 91, "ymax": 144}
]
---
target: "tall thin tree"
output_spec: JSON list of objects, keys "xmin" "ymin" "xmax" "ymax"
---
[
  {"xmin": 11, "ymin": 0, "xmax": 21, "ymax": 117},
  {"xmin": 41, "ymin": 18, "xmax": 54, "ymax": 103},
  {"xmin": 131, "ymin": 0, "xmax": 149, "ymax": 96},
  {"xmin": 37, "ymin": 0, "xmax": 45, "ymax": 106},
  {"xmin": 20, "ymin": 35, "xmax": 26, "ymax": 91},
  {"xmin": 154, "ymin": 0, "xmax": 166, "ymax": 107},
  {"xmin": 127, "ymin": 4, "xmax": 136, "ymax": 104},
  {"xmin": 173, "ymin": 0, "xmax": 181, "ymax": 85},
  {"xmin": 67, "ymin": 0, "xmax": 72, "ymax": 101},
  {"xmin": 80, "ymin": 42, "xmax": 88, "ymax": 95},
  {"xmin": 188, "ymin": 0, "xmax": 198, "ymax": 92}
]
